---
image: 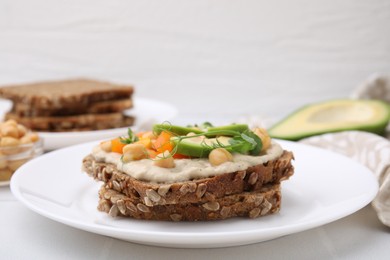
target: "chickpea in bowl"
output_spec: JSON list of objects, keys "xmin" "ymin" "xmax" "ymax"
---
[{"xmin": 0, "ymin": 120, "xmax": 43, "ymax": 182}]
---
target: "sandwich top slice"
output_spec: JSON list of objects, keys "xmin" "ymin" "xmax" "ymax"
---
[
  {"xmin": 82, "ymin": 123, "xmax": 294, "ymax": 207},
  {"xmin": 0, "ymin": 78, "xmax": 134, "ymax": 110}
]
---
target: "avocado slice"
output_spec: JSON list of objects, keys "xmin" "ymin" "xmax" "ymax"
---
[
  {"xmin": 171, "ymin": 136, "xmax": 231, "ymax": 157},
  {"xmin": 153, "ymin": 123, "xmax": 249, "ymax": 137},
  {"xmin": 153, "ymin": 124, "xmax": 203, "ymax": 135},
  {"xmin": 171, "ymin": 135, "xmax": 254, "ymax": 157},
  {"xmin": 268, "ymin": 99, "xmax": 390, "ymax": 141},
  {"xmin": 206, "ymin": 124, "xmax": 249, "ymax": 137}
]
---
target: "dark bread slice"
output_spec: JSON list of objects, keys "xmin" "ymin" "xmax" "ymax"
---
[
  {"xmin": 5, "ymin": 112, "xmax": 135, "ymax": 132},
  {"xmin": 12, "ymin": 99, "xmax": 133, "ymax": 117},
  {"xmin": 97, "ymin": 183, "xmax": 281, "ymax": 221},
  {"xmin": 0, "ymin": 78, "xmax": 134, "ymax": 110},
  {"xmin": 82, "ymin": 151, "xmax": 293, "ymax": 205}
]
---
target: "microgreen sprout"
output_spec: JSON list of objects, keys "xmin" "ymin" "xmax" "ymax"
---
[{"xmin": 119, "ymin": 128, "xmax": 139, "ymax": 144}]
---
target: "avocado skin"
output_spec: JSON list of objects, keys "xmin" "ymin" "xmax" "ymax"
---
[{"xmin": 268, "ymin": 99, "xmax": 390, "ymax": 141}]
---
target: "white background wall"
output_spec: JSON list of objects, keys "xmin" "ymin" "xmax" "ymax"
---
[{"xmin": 0, "ymin": 0, "xmax": 389, "ymax": 120}]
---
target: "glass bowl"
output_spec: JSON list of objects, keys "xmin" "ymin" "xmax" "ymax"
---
[{"xmin": 0, "ymin": 138, "xmax": 44, "ymax": 183}]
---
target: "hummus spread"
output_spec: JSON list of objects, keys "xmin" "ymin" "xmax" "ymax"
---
[{"xmin": 92, "ymin": 141, "xmax": 284, "ymax": 183}]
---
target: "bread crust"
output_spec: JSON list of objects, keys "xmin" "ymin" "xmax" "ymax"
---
[
  {"xmin": 0, "ymin": 78, "xmax": 134, "ymax": 110},
  {"xmin": 98, "ymin": 183, "xmax": 281, "ymax": 221},
  {"xmin": 6, "ymin": 112, "xmax": 135, "ymax": 132},
  {"xmin": 12, "ymin": 99, "xmax": 133, "ymax": 117},
  {"xmin": 82, "ymin": 150, "xmax": 294, "ymax": 205}
]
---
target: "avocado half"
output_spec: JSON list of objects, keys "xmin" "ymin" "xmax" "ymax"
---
[{"xmin": 268, "ymin": 99, "xmax": 390, "ymax": 141}]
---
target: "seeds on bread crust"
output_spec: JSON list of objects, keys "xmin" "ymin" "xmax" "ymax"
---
[
  {"xmin": 196, "ymin": 183, "xmax": 207, "ymax": 198},
  {"xmin": 109, "ymin": 205, "xmax": 119, "ymax": 217},
  {"xmin": 136, "ymin": 203, "xmax": 150, "ymax": 213},
  {"xmin": 144, "ymin": 197, "xmax": 153, "ymax": 207},
  {"xmin": 202, "ymin": 202, "xmax": 220, "ymax": 211},
  {"xmin": 146, "ymin": 189, "xmax": 161, "ymax": 203},
  {"xmin": 116, "ymin": 199, "xmax": 127, "ymax": 215},
  {"xmin": 248, "ymin": 172, "xmax": 258, "ymax": 185},
  {"xmin": 249, "ymin": 208, "xmax": 261, "ymax": 218},
  {"xmin": 97, "ymin": 199, "xmax": 111, "ymax": 213},
  {"xmin": 170, "ymin": 214, "xmax": 182, "ymax": 222},
  {"xmin": 260, "ymin": 199, "xmax": 273, "ymax": 216},
  {"xmin": 179, "ymin": 184, "xmax": 190, "ymax": 195},
  {"xmin": 157, "ymin": 184, "xmax": 171, "ymax": 197},
  {"xmin": 125, "ymin": 201, "xmax": 137, "ymax": 213},
  {"xmin": 235, "ymin": 171, "xmax": 246, "ymax": 180},
  {"xmin": 220, "ymin": 206, "xmax": 231, "ymax": 218}
]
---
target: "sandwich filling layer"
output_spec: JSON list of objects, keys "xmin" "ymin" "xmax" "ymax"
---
[{"xmin": 92, "ymin": 141, "xmax": 283, "ymax": 183}]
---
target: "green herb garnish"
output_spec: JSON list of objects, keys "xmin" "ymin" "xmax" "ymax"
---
[{"xmin": 119, "ymin": 128, "xmax": 139, "ymax": 144}]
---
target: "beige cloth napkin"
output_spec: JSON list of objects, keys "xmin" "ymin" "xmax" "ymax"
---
[
  {"xmin": 352, "ymin": 73, "xmax": 390, "ymax": 139},
  {"xmin": 300, "ymin": 131, "xmax": 390, "ymax": 227},
  {"xmin": 301, "ymin": 74, "xmax": 390, "ymax": 227}
]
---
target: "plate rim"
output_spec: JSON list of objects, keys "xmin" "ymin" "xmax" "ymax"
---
[{"xmin": 10, "ymin": 140, "xmax": 379, "ymax": 248}]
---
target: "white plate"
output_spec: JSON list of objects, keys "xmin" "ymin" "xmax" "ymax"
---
[
  {"xmin": 10, "ymin": 140, "xmax": 378, "ymax": 248},
  {"xmin": 0, "ymin": 98, "xmax": 177, "ymax": 151}
]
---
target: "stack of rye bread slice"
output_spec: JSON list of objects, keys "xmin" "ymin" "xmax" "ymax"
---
[
  {"xmin": 82, "ymin": 150, "xmax": 294, "ymax": 221},
  {"xmin": 0, "ymin": 79, "xmax": 134, "ymax": 132}
]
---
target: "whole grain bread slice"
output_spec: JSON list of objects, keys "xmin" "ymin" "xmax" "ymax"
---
[
  {"xmin": 5, "ymin": 112, "xmax": 135, "ymax": 132},
  {"xmin": 12, "ymin": 98, "xmax": 133, "ymax": 117},
  {"xmin": 0, "ymin": 78, "xmax": 134, "ymax": 110},
  {"xmin": 82, "ymin": 150, "xmax": 293, "ymax": 205},
  {"xmin": 98, "ymin": 183, "xmax": 281, "ymax": 221}
]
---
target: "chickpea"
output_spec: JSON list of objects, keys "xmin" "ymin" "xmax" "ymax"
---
[
  {"xmin": 0, "ymin": 120, "xmax": 41, "ymax": 180},
  {"xmin": 16, "ymin": 124, "xmax": 27, "ymax": 138},
  {"xmin": 0, "ymin": 137, "xmax": 20, "ymax": 147},
  {"xmin": 0, "ymin": 124, "xmax": 19, "ymax": 138},
  {"xmin": 186, "ymin": 132, "xmax": 204, "ymax": 142},
  {"xmin": 154, "ymin": 151, "xmax": 175, "ymax": 168},
  {"xmin": 122, "ymin": 143, "xmax": 148, "ymax": 162},
  {"xmin": 1, "ymin": 137, "xmax": 22, "ymax": 155},
  {"xmin": 100, "ymin": 140, "xmax": 112, "ymax": 152},
  {"xmin": 19, "ymin": 133, "xmax": 39, "ymax": 144},
  {"xmin": 28, "ymin": 133, "xmax": 39, "ymax": 142},
  {"xmin": 20, "ymin": 135, "xmax": 32, "ymax": 144},
  {"xmin": 253, "ymin": 128, "xmax": 271, "ymax": 152},
  {"xmin": 209, "ymin": 148, "xmax": 233, "ymax": 166},
  {"xmin": 3, "ymin": 119, "xmax": 18, "ymax": 127}
]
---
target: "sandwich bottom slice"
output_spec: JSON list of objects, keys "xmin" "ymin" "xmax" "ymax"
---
[
  {"xmin": 12, "ymin": 98, "xmax": 133, "ymax": 117},
  {"xmin": 98, "ymin": 183, "xmax": 281, "ymax": 221},
  {"xmin": 5, "ymin": 112, "xmax": 135, "ymax": 132}
]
